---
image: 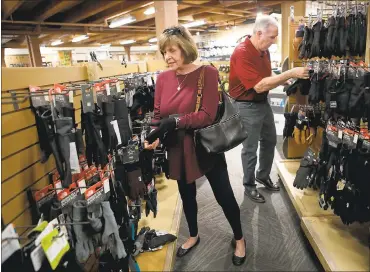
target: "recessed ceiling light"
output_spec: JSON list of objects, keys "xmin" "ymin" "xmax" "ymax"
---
[
  {"xmin": 101, "ymin": 44, "xmax": 111, "ymax": 48},
  {"xmin": 183, "ymin": 20, "xmax": 206, "ymax": 28},
  {"xmin": 144, "ymin": 7, "xmax": 155, "ymax": 15},
  {"xmin": 72, "ymin": 35, "xmax": 88, "ymax": 42},
  {"xmin": 120, "ymin": 40, "xmax": 136, "ymax": 45},
  {"xmin": 109, "ymin": 15, "xmax": 136, "ymax": 28},
  {"xmin": 148, "ymin": 37, "xmax": 157, "ymax": 43},
  {"xmin": 51, "ymin": 40, "xmax": 64, "ymax": 46}
]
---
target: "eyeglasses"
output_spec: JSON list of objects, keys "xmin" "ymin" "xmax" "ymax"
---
[{"xmin": 162, "ymin": 27, "xmax": 183, "ymax": 36}]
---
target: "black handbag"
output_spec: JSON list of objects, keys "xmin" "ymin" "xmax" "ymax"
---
[{"xmin": 193, "ymin": 66, "xmax": 248, "ymax": 154}]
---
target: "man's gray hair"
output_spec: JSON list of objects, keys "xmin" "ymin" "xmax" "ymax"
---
[{"xmin": 253, "ymin": 15, "xmax": 279, "ymax": 34}]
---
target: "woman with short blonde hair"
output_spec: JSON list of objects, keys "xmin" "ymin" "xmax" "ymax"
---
[{"xmin": 144, "ymin": 25, "xmax": 246, "ymax": 266}]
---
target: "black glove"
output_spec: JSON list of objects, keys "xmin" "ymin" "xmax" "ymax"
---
[
  {"xmin": 145, "ymin": 187, "xmax": 158, "ymax": 218},
  {"xmin": 310, "ymin": 21, "xmax": 321, "ymax": 58},
  {"xmin": 283, "ymin": 112, "xmax": 298, "ymax": 139},
  {"xmin": 146, "ymin": 117, "xmax": 177, "ymax": 143},
  {"xmin": 127, "ymin": 169, "xmax": 146, "ymax": 200}
]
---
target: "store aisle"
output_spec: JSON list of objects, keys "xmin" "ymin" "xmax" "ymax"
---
[{"xmin": 173, "ymin": 145, "xmax": 323, "ymax": 271}]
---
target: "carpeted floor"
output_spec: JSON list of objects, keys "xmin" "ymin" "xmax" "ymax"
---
[{"xmin": 173, "ymin": 144, "xmax": 323, "ymax": 271}]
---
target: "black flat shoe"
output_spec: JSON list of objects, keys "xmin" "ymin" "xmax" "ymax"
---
[
  {"xmin": 232, "ymin": 239, "xmax": 246, "ymax": 266},
  {"xmin": 256, "ymin": 177, "xmax": 280, "ymax": 191},
  {"xmin": 176, "ymin": 237, "xmax": 200, "ymax": 258},
  {"xmin": 244, "ymin": 188, "xmax": 265, "ymax": 203}
]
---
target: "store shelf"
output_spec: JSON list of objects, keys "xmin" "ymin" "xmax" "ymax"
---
[
  {"xmin": 275, "ymin": 160, "xmax": 333, "ymax": 218},
  {"xmin": 301, "ymin": 217, "xmax": 370, "ymax": 272},
  {"xmin": 276, "ymin": 158, "xmax": 370, "ymax": 272},
  {"xmin": 136, "ymin": 173, "xmax": 182, "ymax": 272}
]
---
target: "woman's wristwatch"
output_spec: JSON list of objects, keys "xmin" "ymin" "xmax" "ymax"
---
[{"xmin": 174, "ymin": 117, "xmax": 180, "ymax": 129}]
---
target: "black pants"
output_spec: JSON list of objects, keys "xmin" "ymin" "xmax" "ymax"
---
[{"xmin": 177, "ymin": 157, "xmax": 243, "ymax": 240}]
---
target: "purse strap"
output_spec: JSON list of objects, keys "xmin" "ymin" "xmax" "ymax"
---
[{"xmin": 195, "ymin": 66, "xmax": 206, "ymax": 113}]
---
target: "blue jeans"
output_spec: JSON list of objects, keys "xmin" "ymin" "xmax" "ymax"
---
[{"xmin": 236, "ymin": 101, "xmax": 277, "ymax": 188}]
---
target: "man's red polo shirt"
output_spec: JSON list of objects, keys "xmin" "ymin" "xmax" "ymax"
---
[{"xmin": 229, "ymin": 36, "xmax": 271, "ymax": 101}]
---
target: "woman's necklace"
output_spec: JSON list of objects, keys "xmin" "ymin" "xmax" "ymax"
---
[{"xmin": 176, "ymin": 74, "xmax": 188, "ymax": 91}]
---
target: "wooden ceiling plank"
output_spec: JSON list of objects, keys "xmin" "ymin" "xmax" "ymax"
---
[
  {"xmin": 180, "ymin": 2, "xmax": 252, "ymax": 14},
  {"xmin": 63, "ymin": 0, "xmax": 123, "ymax": 23},
  {"xmin": 2, "ymin": 0, "xmax": 24, "ymax": 19},
  {"xmin": 35, "ymin": 0, "xmax": 83, "ymax": 21}
]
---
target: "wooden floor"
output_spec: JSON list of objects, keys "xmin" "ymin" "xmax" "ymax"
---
[
  {"xmin": 276, "ymin": 160, "xmax": 370, "ymax": 272},
  {"xmin": 136, "ymin": 174, "xmax": 182, "ymax": 272}
]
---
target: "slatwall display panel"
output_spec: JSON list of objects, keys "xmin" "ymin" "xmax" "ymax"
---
[{"xmin": 1, "ymin": 67, "xmax": 88, "ymax": 230}]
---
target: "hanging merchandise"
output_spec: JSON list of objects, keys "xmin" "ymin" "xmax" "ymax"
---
[
  {"xmin": 285, "ymin": 0, "xmax": 370, "ymax": 225},
  {"xmin": 298, "ymin": 1, "xmax": 368, "ymax": 60},
  {"xmin": 3, "ymin": 70, "xmax": 177, "ymax": 271}
]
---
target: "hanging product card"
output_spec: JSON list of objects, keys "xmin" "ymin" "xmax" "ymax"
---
[
  {"xmin": 326, "ymin": 125, "xmax": 341, "ymax": 147},
  {"xmin": 35, "ymin": 185, "xmax": 56, "ymax": 209},
  {"xmin": 53, "ymin": 84, "xmax": 70, "ymax": 112},
  {"xmin": 29, "ymin": 86, "xmax": 49, "ymax": 107},
  {"xmin": 342, "ymin": 129, "xmax": 357, "ymax": 149},
  {"xmin": 116, "ymin": 82, "xmax": 121, "ymax": 93},
  {"xmin": 111, "ymin": 120, "xmax": 122, "ymax": 145},
  {"xmin": 76, "ymin": 177, "xmax": 87, "ymax": 194},
  {"xmin": 35, "ymin": 218, "xmax": 58, "ymax": 246},
  {"xmin": 68, "ymin": 91, "xmax": 74, "ymax": 103},
  {"xmin": 57, "ymin": 183, "xmax": 81, "ymax": 210},
  {"xmin": 69, "ymin": 142, "xmax": 80, "ymax": 174},
  {"xmin": 95, "ymin": 83, "xmax": 108, "ymax": 108},
  {"xmin": 81, "ymin": 84, "xmax": 95, "ymax": 113},
  {"xmin": 41, "ymin": 229, "xmax": 70, "ymax": 270},
  {"xmin": 31, "ymin": 245, "xmax": 45, "ymax": 272},
  {"xmin": 1, "ymin": 224, "xmax": 21, "ymax": 264},
  {"xmin": 105, "ymin": 83, "xmax": 111, "ymax": 95},
  {"xmin": 85, "ymin": 181, "xmax": 106, "ymax": 205},
  {"xmin": 118, "ymin": 144, "xmax": 140, "ymax": 164}
]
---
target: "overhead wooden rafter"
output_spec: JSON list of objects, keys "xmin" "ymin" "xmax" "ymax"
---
[
  {"xmin": 2, "ymin": 0, "xmax": 24, "ymax": 19},
  {"xmin": 34, "ymin": 0, "xmax": 83, "ymax": 21},
  {"xmin": 63, "ymin": 0, "xmax": 123, "ymax": 23}
]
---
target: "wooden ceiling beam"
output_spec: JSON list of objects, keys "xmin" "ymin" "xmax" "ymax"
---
[
  {"xmin": 34, "ymin": 0, "xmax": 83, "ymax": 21},
  {"xmin": 204, "ymin": 10, "xmax": 246, "ymax": 17},
  {"xmin": 63, "ymin": 0, "xmax": 123, "ymax": 23},
  {"xmin": 2, "ymin": 0, "xmax": 24, "ymax": 19},
  {"xmin": 180, "ymin": 2, "xmax": 252, "ymax": 15},
  {"xmin": 2, "ymin": 27, "xmax": 155, "ymax": 36}
]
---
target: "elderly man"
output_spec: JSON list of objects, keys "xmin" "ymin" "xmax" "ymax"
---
[{"xmin": 229, "ymin": 15, "xmax": 310, "ymax": 203}]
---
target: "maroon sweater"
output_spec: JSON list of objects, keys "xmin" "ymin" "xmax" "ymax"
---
[{"xmin": 153, "ymin": 65, "xmax": 219, "ymax": 183}]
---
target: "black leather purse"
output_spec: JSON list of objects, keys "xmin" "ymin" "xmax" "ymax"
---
[{"xmin": 193, "ymin": 66, "xmax": 248, "ymax": 154}]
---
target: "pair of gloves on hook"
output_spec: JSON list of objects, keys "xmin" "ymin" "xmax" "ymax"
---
[{"xmin": 145, "ymin": 117, "xmax": 178, "ymax": 144}]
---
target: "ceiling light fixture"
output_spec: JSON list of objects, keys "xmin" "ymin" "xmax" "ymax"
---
[
  {"xmin": 101, "ymin": 44, "xmax": 111, "ymax": 48},
  {"xmin": 182, "ymin": 20, "xmax": 206, "ymax": 28},
  {"xmin": 109, "ymin": 15, "xmax": 136, "ymax": 28},
  {"xmin": 51, "ymin": 40, "xmax": 64, "ymax": 46},
  {"xmin": 196, "ymin": 31, "xmax": 200, "ymax": 36},
  {"xmin": 72, "ymin": 35, "xmax": 88, "ymax": 42},
  {"xmin": 120, "ymin": 40, "xmax": 136, "ymax": 45},
  {"xmin": 148, "ymin": 37, "xmax": 157, "ymax": 43},
  {"xmin": 144, "ymin": 7, "xmax": 155, "ymax": 15}
]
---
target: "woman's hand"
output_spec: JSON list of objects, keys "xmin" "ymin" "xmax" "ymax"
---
[{"xmin": 144, "ymin": 139, "xmax": 160, "ymax": 150}]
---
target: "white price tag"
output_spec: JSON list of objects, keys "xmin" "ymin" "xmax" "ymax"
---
[
  {"xmin": 353, "ymin": 134, "xmax": 359, "ymax": 144},
  {"xmin": 116, "ymin": 82, "xmax": 121, "ymax": 93},
  {"xmin": 54, "ymin": 180, "xmax": 63, "ymax": 194},
  {"xmin": 105, "ymin": 84, "xmax": 111, "ymax": 95},
  {"xmin": 78, "ymin": 179, "xmax": 87, "ymax": 194},
  {"xmin": 31, "ymin": 245, "xmax": 45, "ymax": 271},
  {"xmin": 69, "ymin": 142, "xmax": 80, "ymax": 174},
  {"xmin": 338, "ymin": 130, "xmax": 343, "ymax": 139},
  {"xmin": 1, "ymin": 224, "xmax": 21, "ymax": 264},
  {"xmin": 111, "ymin": 120, "xmax": 122, "ymax": 145},
  {"xmin": 68, "ymin": 91, "xmax": 74, "ymax": 103},
  {"xmin": 103, "ymin": 178, "xmax": 110, "ymax": 193}
]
